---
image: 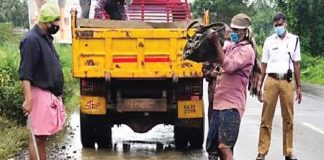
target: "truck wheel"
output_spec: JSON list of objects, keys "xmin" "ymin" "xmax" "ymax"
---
[
  {"xmin": 94, "ymin": 116, "xmax": 112, "ymax": 149},
  {"xmin": 188, "ymin": 126, "xmax": 204, "ymax": 149},
  {"xmin": 80, "ymin": 113, "xmax": 95, "ymax": 148},
  {"xmin": 174, "ymin": 126, "xmax": 189, "ymax": 149}
]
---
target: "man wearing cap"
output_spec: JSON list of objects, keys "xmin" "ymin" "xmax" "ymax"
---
[
  {"xmin": 19, "ymin": 2, "xmax": 66, "ymax": 159},
  {"xmin": 256, "ymin": 12, "xmax": 301, "ymax": 160},
  {"xmin": 203, "ymin": 25, "xmax": 232, "ymax": 124},
  {"xmin": 206, "ymin": 13, "xmax": 257, "ymax": 160},
  {"xmin": 34, "ymin": 0, "xmax": 67, "ymax": 39}
]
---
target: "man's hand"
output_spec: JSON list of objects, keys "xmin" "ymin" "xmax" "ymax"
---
[
  {"xmin": 210, "ymin": 32, "xmax": 219, "ymax": 45},
  {"xmin": 22, "ymin": 98, "xmax": 32, "ymax": 116},
  {"xmin": 296, "ymin": 87, "xmax": 302, "ymax": 104},
  {"xmin": 257, "ymin": 90, "xmax": 263, "ymax": 103},
  {"xmin": 210, "ymin": 67, "xmax": 224, "ymax": 78},
  {"xmin": 21, "ymin": 80, "xmax": 32, "ymax": 116},
  {"xmin": 210, "ymin": 70, "xmax": 218, "ymax": 78}
]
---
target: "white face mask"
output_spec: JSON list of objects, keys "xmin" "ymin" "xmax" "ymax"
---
[{"xmin": 274, "ymin": 26, "xmax": 286, "ymax": 37}]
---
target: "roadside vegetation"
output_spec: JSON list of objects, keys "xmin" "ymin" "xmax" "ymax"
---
[
  {"xmin": 0, "ymin": 23, "xmax": 78, "ymax": 159},
  {"xmin": 301, "ymin": 54, "xmax": 324, "ymax": 85}
]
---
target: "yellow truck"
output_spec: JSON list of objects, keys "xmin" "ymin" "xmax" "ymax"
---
[{"xmin": 71, "ymin": 0, "xmax": 204, "ymax": 149}]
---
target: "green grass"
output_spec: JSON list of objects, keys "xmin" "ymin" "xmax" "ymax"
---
[{"xmin": 0, "ymin": 117, "xmax": 29, "ymax": 159}]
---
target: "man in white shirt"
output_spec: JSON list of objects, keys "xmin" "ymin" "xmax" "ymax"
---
[{"xmin": 256, "ymin": 12, "xmax": 302, "ymax": 160}]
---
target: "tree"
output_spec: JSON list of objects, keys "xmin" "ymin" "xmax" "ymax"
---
[
  {"xmin": 253, "ymin": 0, "xmax": 275, "ymax": 10},
  {"xmin": 251, "ymin": 0, "xmax": 275, "ymax": 45},
  {"xmin": 278, "ymin": 0, "xmax": 324, "ymax": 56},
  {"xmin": 190, "ymin": 0, "xmax": 254, "ymax": 24},
  {"xmin": 0, "ymin": 0, "xmax": 29, "ymax": 28}
]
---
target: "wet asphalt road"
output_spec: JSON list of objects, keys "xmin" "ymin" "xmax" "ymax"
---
[{"xmin": 15, "ymin": 82, "xmax": 324, "ymax": 160}]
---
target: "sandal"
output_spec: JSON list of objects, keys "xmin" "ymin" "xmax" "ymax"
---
[
  {"xmin": 285, "ymin": 155, "xmax": 298, "ymax": 160},
  {"xmin": 256, "ymin": 154, "xmax": 265, "ymax": 160}
]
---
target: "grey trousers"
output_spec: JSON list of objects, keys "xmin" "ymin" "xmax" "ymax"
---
[{"xmin": 80, "ymin": 0, "xmax": 92, "ymax": 18}]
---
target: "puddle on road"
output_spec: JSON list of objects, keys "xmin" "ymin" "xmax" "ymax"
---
[
  {"xmin": 15, "ymin": 111, "xmax": 208, "ymax": 160},
  {"xmin": 15, "ymin": 81, "xmax": 211, "ymax": 159}
]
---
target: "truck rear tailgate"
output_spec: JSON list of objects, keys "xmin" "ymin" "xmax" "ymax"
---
[{"xmin": 72, "ymin": 18, "xmax": 202, "ymax": 78}]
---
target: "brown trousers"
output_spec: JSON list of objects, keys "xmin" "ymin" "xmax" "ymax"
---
[{"xmin": 258, "ymin": 76, "xmax": 295, "ymax": 156}]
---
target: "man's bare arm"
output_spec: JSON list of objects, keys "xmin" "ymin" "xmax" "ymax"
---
[
  {"xmin": 293, "ymin": 61, "xmax": 302, "ymax": 103},
  {"xmin": 21, "ymin": 80, "xmax": 32, "ymax": 115},
  {"xmin": 257, "ymin": 63, "xmax": 267, "ymax": 102}
]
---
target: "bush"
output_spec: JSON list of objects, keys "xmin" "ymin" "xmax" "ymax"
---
[
  {"xmin": 254, "ymin": 28, "xmax": 267, "ymax": 46},
  {"xmin": 0, "ymin": 43, "xmax": 25, "ymax": 123},
  {"xmin": 0, "ymin": 42, "xmax": 78, "ymax": 124},
  {"xmin": 301, "ymin": 53, "xmax": 324, "ymax": 84},
  {"xmin": 54, "ymin": 44, "xmax": 79, "ymax": 114},
  {"xmin": 0, "ymin": 23, "xmax": 21, "ymax": 44}
]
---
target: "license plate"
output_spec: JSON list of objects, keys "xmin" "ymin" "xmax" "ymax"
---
[
  {"xmin": 177, "ymin": 100, "xmax": 203, "ymax": 119},
  {"xmin": 80, "ymin": 96, "xmax": 106, "ymax": 115}
]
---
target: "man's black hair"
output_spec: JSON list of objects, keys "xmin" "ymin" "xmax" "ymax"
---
[{"xmin": 273, "ymin": 12, "xmax": 286, "ymax": 22}]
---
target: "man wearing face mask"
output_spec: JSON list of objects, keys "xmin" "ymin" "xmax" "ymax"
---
[
  {"xmin": 206, "ymin": 13, "xmax": 257, "ymax": 160},
  {"xmin": 19, "ymin": 2, "xmax": 66, "ymax": 159},
  {"xmin": 255, "ymin": 12, "xmax": 301, "ymax": 160}
]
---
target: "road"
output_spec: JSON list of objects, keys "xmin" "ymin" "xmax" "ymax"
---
[
  {"xmin": 236, "ymin": 82, "xmax": 324, "ymax": 159},
  {"xmin": 15, "ymin": 82, "xmax": 324, "ymax": 159}
]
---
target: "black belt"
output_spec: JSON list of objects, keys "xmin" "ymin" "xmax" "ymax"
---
[{"xmin": 268, "ymin": 73, "xmax": 288, "ymax": 80}]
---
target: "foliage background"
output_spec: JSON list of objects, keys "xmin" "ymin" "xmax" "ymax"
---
[
  {"xmin": 190, "ymin": 0, "xmax": 324, "ymax": 58},
  {"xmin": 0, "ymin": 0, "xmax": 29, "ymax": 28}
]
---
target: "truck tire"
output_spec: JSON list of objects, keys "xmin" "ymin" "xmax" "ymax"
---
[
  {"xmin": 94, "ymin": 116, "xmax": 112, "ymax": 149},
  {"xmin": 174, "ymin": 126, "xmax": 189, "ymax": 149},
  {"xmin": 174, "ymin": 125, "xmax": 204, "ymax": 149},
  {"xmin": 80, "ymin": 113, "xmax": 95, "ymax": 148},
  {"xmin": 80, "ymin": 114, "xmax": 112, "ymax": 149},
  {"xmin": 188, "ymin": 126, "xmax": 204, "ymax": 149}
]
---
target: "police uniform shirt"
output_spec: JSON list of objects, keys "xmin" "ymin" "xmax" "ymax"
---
[{"xmin": 261, "ymin": 32, "xmax": 301, "ymax": 74}]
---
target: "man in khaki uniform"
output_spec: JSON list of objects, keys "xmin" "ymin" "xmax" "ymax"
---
[{"xmin": 256, "ymin": 12, "xmax": 302, "ymax": 160}]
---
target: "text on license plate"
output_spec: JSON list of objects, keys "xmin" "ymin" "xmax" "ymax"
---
[{"xmin": 177, "ymin": 100, "xmax": 203, "ymax": 119}]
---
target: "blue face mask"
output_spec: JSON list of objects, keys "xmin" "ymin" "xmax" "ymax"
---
[
  {"xmin": 230, "ymin": 32, "xmax": 240, "ymax": 43},
  {"xmin": 274, "ymin": 26, "xmax": 285, "ymax": 37}
]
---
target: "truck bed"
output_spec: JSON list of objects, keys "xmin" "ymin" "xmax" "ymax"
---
[{"xmin": 72, "ymin": 15, "xmax": 202, "ymax": 79}]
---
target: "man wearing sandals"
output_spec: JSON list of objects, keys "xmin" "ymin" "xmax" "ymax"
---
[
  {"xmin": 206, "ymin": 13, "xmax": 258, "ymax": 160},
  {"xmin": 256, "ymin": 12, "xmax": 302, "ymax": 160}
]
